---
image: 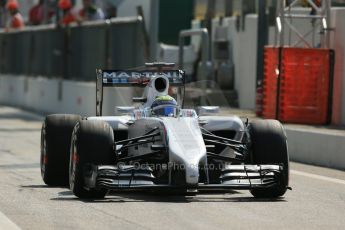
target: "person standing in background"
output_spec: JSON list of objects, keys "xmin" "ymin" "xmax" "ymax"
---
[
  {"xmin": 79, "ymin": 0, "xmax": 104, "ymax": 21},
  {"xmin": 100, "ymin": 0, "xmax": 117, "ymax": 19},
  {"xmin": 29, "ymin": 0, "xmax": 55, "ymax": 25},
  {"xmin": 29, "ymin": 0, "xmax": 44, "ymax": 25},
  {"xmin": 6, "ymin": 0, "xmax": 24, "ymax": 29},
  {"xmin": 58, "ymin": 0, "xmax": 78, "ymax": 25}
]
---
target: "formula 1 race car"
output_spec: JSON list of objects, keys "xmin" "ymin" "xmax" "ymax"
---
[{"xmin": 40, "ymin": 63, "xmax": 290, "ymax": 199}]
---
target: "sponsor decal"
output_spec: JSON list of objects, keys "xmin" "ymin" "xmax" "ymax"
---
[{"xmin": 102, "ymin": 71, "xmax": 183, "ymax": 84}]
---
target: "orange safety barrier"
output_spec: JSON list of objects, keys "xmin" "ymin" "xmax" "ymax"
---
[{"xmin": 261, "ymin": 46, "xmax": 333, "ymax": 125}]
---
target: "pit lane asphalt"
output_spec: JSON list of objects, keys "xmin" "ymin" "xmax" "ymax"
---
[{"xmin": 0, "ymin": 106, "xmax": 344, "ymax": 230}]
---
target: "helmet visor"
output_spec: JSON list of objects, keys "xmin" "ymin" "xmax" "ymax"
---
[{"xmin": 152, "ymin": 105, "xmax": 177, "ymax": 117}]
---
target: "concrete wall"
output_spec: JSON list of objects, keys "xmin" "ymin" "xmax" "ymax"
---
[
  {"xmin": 286, "ymin": 126, "xmax": 345, "ymax": 170},
  {"xmin": 0, "ymin": 75, "xmax": 132, "ymax": 116}
]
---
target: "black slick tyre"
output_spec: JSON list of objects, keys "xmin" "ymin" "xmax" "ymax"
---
[
  {"xmin": 248, "ymin": 119, "xmax": 289, "ymax": 198},
  {"xmin": 41, "ymin": 114, "xmax": 81, "ymax": 186},
  {"xmin": 69, "ymin": 120, "xmax": 114, "ymax": 199}
]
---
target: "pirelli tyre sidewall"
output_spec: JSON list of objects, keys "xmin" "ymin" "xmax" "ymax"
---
[
  {"xmin": 248, "ymin": 119, "xmax": 289, "ymax": 198},
  {"xmin": 41, "ymin": 114, "xmax": 81, "ymax": 186},
  {"xmin": 69, "ymin": 120, "xmax": 114, "ymax": 199}
]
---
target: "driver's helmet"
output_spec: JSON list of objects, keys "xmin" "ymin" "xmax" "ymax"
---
[{"xmin": 151, "ymin": 95, "xmax": 178, "ymax": 117}]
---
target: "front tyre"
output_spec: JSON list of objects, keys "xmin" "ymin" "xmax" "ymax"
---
[
  {"xmin": 69, "ymin": 120, "xmax": 114, "ymax": 199},
  {"xmin": 248, "ymin": 119, "xmax": 289, "ymax": 198}
]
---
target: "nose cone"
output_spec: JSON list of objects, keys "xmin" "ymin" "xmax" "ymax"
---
[{"xmin": 162, "ymin": 117, "xmax": 206, "ymax": 185}]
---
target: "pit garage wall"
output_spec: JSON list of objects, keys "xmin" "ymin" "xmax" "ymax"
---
[
  {"xmin": 209, "ymin": 9, "xmax": 345, "ymax": 125},
  {"xmin": 0, "ymin": 75, "xmax": 132, "ymax": 116}
]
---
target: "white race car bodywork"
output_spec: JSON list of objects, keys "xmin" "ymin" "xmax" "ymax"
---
[
  {"xmin": 162, "ymin": 117, "xmax": 206, "ymax": 185},
  {"xmin": 89, "ymin": 114, "xmax": 244, "ymax": 185}
]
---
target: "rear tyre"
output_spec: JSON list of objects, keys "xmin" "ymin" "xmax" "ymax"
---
[
  {"xmin": 69, "ymin": 120, "xmax": 114, "ymax": 199},
  {"xmin": 248, "ymin": 119, "xmax": 289, "ymax": 198},
  {"xmin": 41, "ymin": 114, "xmax": 81, "ymax": 186}
]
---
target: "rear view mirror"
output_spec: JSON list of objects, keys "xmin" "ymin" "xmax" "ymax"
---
[
  {"xmin": 116, "ymin": 106, "xmax": 135, "ymax": 115},
  {"xmin": 198, "ymin": 106, "xmax": 219, "ymax": 115}
]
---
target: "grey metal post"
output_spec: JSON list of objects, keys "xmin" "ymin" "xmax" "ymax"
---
[
  {"xmin": 43, "ymin": 0, "xmax": 48, "ymax": 24},
  {"xmin": 256, "ymin": 0, "xmax": 268, "ymax": 87},
  {"xmin": 149, "ymin": 0, "xmax": 159, "ymax": 62},
  {"xmin": 324, "ymin": 0, "xmax": 331, "ymax": 48},
  {"xmin": 277, "ymin": 0, "xmax": 285, "ymax": 46},
  {"xmin": 225, "ymin": 0, "xmax": 233, "ymax": 17},
  {"xmin": 179, "ymin": 28, "xmax": 211, "ymax": 105}
]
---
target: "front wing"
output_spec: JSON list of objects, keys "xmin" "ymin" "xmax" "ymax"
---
[{"xmin": 83, "ymin": 164, "xmax": 286, "ymax": 192}]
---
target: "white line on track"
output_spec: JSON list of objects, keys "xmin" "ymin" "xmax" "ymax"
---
[
  {"xmin": 291, "ymin": 170, "xmax": 345, "ymax": 185},
  {"xmin": 0, "ymin": 211, "xmax": 21, "ymax": 230}
]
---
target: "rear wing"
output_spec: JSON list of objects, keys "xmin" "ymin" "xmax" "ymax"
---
[
  {"xmin": 98, "ymin": 69, "xmax": 184, "ymax": 87},
  {"xmin": 96, "ymin": 68, "xmax": 185, "ymax": 116}
]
